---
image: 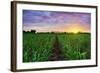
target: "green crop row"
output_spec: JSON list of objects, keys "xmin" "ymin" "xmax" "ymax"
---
[
  {"xmin": 23, "ymin": 33, "xmax": 91, "ymax": 62},
  {"xmin": 58, "ymin": 33, "xmax": 91, "ymax": 60},
  {"xmin": 23, "ymin": 33, "xmax": 55, "ymax": 62}
]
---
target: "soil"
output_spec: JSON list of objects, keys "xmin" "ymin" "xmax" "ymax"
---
[{"xmin": 49, "ymin": 35, "xmax": 64, "ymax": 61}]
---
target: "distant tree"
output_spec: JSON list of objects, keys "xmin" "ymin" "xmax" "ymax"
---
[
  {"xmin": 45, "ymin": 32, "xmax": 50, "ymax": 34},
  {"xmin": 77, "ymin": 31, "xmax": 81, "ymax": 34},
  {"xmin": 51, "ymin": 32, "xmax": 55, "ymax": 34},
  {"xmin": 31, "ymin": 30, "xmax": 36, "ymax": 33},
  {"xmin": 63, "ymin": 32, "xmax": 66, "ymax": 34},
  {"xmin": 25, "ymin": 31, "xmax": 30, "ymax": 33},
  {"xmin": 23, "ymin": 30, "xmax": 26, "ymax": 33}
]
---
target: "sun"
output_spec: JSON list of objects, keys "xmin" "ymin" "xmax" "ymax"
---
[
  {"xmin": 73, "ymin": 30, "xmax": 79, "ymax": 34},
  {"xmin": 69, "ymin": 28, "xmax": 80, "ymax": 34},
  {"xmin": 64, "ymin": 23, "xmax": 85, "ymax": 34}
]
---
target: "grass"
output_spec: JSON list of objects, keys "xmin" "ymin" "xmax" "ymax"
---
[
  {"xmin": 23, "ymin": 32, "xmax": 91, "ymax": 62},
  {"xmin": 23, "ymin": 32, "xmax": 54, "ymax": 62},
  {"xmin": 58, "ymin": 33, "xmax": 91, "ymax": 60}
]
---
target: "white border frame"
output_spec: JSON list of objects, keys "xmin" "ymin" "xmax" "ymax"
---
[{"xmin": 16, "ymin": 3, "xmax": 97, "ymax": 70}]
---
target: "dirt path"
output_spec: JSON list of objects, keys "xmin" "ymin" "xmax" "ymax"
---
[{"xmin": 49, "ymin": 35, "xmax": 64, "ymax": 61}]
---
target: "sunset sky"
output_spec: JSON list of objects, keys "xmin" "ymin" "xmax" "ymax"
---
[{"xmin": 23, "ymin": 10, "xmax": 91, "ymax": 33}]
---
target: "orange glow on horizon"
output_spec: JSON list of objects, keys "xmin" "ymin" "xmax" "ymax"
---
[
  {"xmin": 62, "ymin": 23, "xmax": 90, "ymax": 33},
  {"xmin": 23, "ymin": 23, "xmax": 90, "ymax": 33}
]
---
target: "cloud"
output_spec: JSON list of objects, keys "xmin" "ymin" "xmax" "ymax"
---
[{"xmin": 23, "ymin": 10, "xmax": 91, "ymax": 32}]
